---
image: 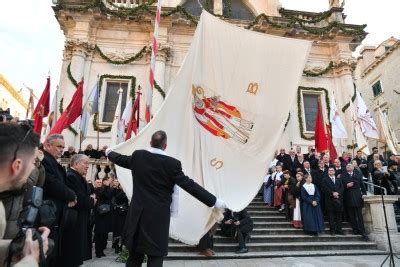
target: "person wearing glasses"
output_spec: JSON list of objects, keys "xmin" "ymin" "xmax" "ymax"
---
[
  {"xmin": 0, "ymin": 122, "xmax": 50, "ymax": 266},
  {"xmin": 41, "ymin": 134, "xmax": 77, "ymax": 267}
]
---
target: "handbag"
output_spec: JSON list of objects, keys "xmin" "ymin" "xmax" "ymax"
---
[{"xmin": 97, "ymin": 204, "xmax": 111, "ymax": 215}]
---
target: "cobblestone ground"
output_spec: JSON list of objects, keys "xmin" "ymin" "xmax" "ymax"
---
[{"xmin": 82, "ymin": 247, "xmax": 399, "ymax": 267}]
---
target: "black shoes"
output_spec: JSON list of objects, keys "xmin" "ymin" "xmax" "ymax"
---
[{"xmin": 235, "ymin": 247, "xmax": 249, "ymax": 254}]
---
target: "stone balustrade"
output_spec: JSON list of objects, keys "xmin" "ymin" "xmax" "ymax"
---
[{"xmin": 60, "ymin": 157, "xmax": 113, "ymax": 182}]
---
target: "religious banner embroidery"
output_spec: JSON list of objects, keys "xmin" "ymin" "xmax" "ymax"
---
[{"xmin": 192, "ymin": 85, "xmax": 253, "ymax": 144}]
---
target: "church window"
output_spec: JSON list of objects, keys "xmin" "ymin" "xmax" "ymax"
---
[
  {"xmin": 302, "ymin": 93, "xmax": 322, "ymax": 132},
  {"xmin": 372, "ymin": 80, "xmax": 382, "ymax": 97},
  {"xmin": 101, "ymin": 81, "xmax": 129, "ymax": 123}
]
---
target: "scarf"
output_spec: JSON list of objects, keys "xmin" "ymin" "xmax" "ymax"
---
[
  {"xmin": 303, "ymin": 183, "xmax": 315, "ymax": 196},
  {"xmin": 148, "ymin": 147, "xmax": 180, "ymax": 217}
]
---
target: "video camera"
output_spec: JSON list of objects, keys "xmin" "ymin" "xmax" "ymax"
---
[{"xmin": 6, "ymin": 187, "xmax": 56, "ymax": 267}]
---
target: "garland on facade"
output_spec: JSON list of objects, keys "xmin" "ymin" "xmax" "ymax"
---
[
  {"xmin": 67, "ymin": 63, "xmax": 79, "ymax": 87},
  {"xmin": 279, "ymin": 8, "xmax": 333, "ymax": 24},
  {"xmin": 303, "ymin": 61, "xmax": 334, "ymax": 77},
  {"xmin": 341, "ymin": 84, "xmax": 357, "ymax": 112},
  {"xmin": 297, "ymin": 86, "xmax": 330, "ymax": 141},
  {"xmin": 57, "ymin": 1, "xmax": 366, "ymax": 38},
  {"xmin": 59, "ymin": 98, "xmax": 79, "ymax": 136},
  {"xmin": 95, "ymin": 45, "xmax": 147, "ymax": 65},
  {"xmin": 106, "ymin": 0, "xmax": 156, "ymax": 10}
]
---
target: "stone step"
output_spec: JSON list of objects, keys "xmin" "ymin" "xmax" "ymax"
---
[
  {"xmin": 251, "ymin": 216, "xmax": 287, "ymax": 222},
  {"xmin": 168, "ymin": 241, "xmax": 377, "ymax": 253},
  {"xmin": 252, "ymin": 221, "xmax": 350, "ymax": 229},
  {"xmin": 166, "ymin": 249, "xmax": 386, "ymax": 260},
  {"xmin": 250, "ymin": 227, "xmax": 354, "ymax": 235},
  {"xmin": 247, "ymin": 210, "xmax": 282, "ymax": 215},
  {"xmin": 169, "ymin": 234, "xmax": 365, "ymax": 244}
]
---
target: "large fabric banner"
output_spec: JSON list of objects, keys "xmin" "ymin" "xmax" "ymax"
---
[{"xmin": 112, "ymin": 11, "xmax": 311, "ymax": 245}]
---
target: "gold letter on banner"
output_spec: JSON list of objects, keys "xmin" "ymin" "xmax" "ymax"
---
[
  {"xmin": 210, "ymin": 158, "xmax": 223, "ymax": 170},
  {"xmin": 246, "ymin": 83, "xmax": 259, "ymax": 95}
]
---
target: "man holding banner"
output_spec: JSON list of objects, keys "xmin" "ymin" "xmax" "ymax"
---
[{"xmin": 106, "ymin": 130, "xmax": 227, "ymax": 267}]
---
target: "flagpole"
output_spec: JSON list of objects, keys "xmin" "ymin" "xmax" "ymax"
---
[{"xmin": 96, "ymin": 74, "xmax": 100, "ymax": 150}]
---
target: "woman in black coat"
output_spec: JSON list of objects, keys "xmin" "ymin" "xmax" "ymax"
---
[
  {"xmin": 111, "ymin": 179, "xmax": 128, "ymax": 253},
  {"xmin": 94, "ymin": 177, "xmax": 114, "ymax": 257}
]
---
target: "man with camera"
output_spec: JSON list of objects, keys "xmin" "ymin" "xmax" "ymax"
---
[
  {"xmin": 41, "ymin": 134, "xmax": 77, "ymax": 266},
  {"xmin": 0, "ymin": 122, "xmax": 50, "ymax": 266}
]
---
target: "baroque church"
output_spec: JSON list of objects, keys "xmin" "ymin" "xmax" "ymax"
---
[{"xmin": 53, "ymin": 0, "xmax": 366, "ymax": 152}]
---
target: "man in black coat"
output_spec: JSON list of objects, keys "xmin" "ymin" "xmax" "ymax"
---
[
  {"xmin": 222, "ymin": 209, "xmax": 254, "ymax": 253},
  {"xmin": 276, "ymin": 148, "xmax": 292, "ymax": 172},
  {"xmin": 322, "ymin": 166, "xmax": 344, "ymax": 235},
  {"xmin": 42, "ymin": 134, "xmax": 77, "ymax": 266},
  {"xmin": 106, "ymin": 130, "xmax": 227, "ymax": 267},
  {"xmin": 64, "ymin": 154, "xmax": 95, "ymax": 266},
  {"xmin": 354, "ymin": 150, "xmax": 369, "ymax": 178},
  {"xmin": 342, "ymin": 164, "xmax": 368, "ymax": 239}
]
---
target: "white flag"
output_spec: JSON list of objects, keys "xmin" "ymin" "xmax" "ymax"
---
[
  {"xmin": 356, "ymin": 91, "xmax": 379, "ymax": 139},
  {"xmin": 350, "ymin": 101, "xmax": 370, "ymax": 155},
  {"xmin": 110, "ymin": 89, "xmax": 125, "ymax": 146},
  {"xmin": 80, "ymin": 83, "xmax": 99, "ymax": 138},
  {"xmin": 112, "ymin": 11, "xmax": 311, "ymax": 245},
  {"xmin": 377, "ymin": 107, "xmax": 398, "ymax": 154},
  {"xmin": 330, "ymin": 94, "xmax": 347, "ymax": 138},
  {"xmin": 121, "ymin": 99, "xmax": 133, "ymax": 126}
]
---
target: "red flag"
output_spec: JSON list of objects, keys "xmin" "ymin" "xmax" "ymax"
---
[
  {"xmin": 314, "ymin": 102, "xmax": 328, "ymax": 152},
  {"xmin": 126, "ymin": 89, "xmax": 142, "ymax": 140},
  {"xmin": 326, "ymin": 124, "xmax": 338, "ymax": 161},
  {"xmin": 33, "ymin": 77, "xmax": 50, "ymax": 136},
  {"xmin": 49, "ymin": 80, "xmax": 83, "ymax": 135}
]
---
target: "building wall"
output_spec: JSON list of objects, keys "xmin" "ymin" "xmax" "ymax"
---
[
  {"xmin": 355, "ymin": 42, "xmax": 400, "ymax": 149},
  {"xmin": 0, "ymin": 74, "xmax": 28, "ymax": 119}
]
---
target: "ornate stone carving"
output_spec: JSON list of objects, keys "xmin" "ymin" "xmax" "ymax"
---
[
  {"xmin": 146, "ymin": 42, "xmax": 172, "ymax": 62},
  {"xmin": 63, "ymin": 39, "xmax": 95, "ymax": 60}
]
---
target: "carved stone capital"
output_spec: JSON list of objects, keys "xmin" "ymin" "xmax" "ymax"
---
[
  {"xmin": 64, "ymin": 39, "xmax": 95, "ymax": 59},
  {"xmin": 146, "ymin": 42, "xmax": 172, "ymax": 62},
  {"xmin": 332, "ymin": 57, "xmax": 357, "ymax": 75}
]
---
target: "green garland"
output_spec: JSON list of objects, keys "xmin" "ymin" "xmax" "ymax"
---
[
  {"xmin": 59, "ymin": 98, "xmax": 79, "ymax": 136},
  {"xmin": 106, "ymin": 0, "xmax": 156, "ymax": 10},
  {"xmin": 154, "ymin": 80, "xmax": 166, "ymax": 98},
  {"xmin": 95, "ymin": 45, "xmax": 147, "ymax": 65},
  {"xmin": 57, "ymin": 1, "xmax": 366, "ymax": 38},
  {"xmin": 297, "ymin": 86, "xmax": 330, "ymax": 141},
  {"xmin": 303, "ymin": 61, "xmax": 334, "ymax": 77},
  {"xmin": 279, "ymin": 8, "xmax": 332, "ymax": 24},
  {"xmin": 67, "ymin": 63, "xmax": 78, "ymax": 87},
  {"xmin": 341, "ymin": 83, "xmax": 357, "ymax": 113}
]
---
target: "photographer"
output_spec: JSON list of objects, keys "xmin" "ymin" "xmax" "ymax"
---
[
  {"xmin": 41, "ymin": 134, "xmax": 77, "ymax": 266},
  {"xmin": 0, "ymin": 122, "xmax": 50, "ymax": 266}
]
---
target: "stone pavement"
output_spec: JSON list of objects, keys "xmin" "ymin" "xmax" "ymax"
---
[{"xmin": 83, "ymin": 249, "xmax": 399, "ymax": 267}]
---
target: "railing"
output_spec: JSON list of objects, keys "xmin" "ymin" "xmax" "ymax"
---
[{"xmin": 59, "ymin": 158, "xmax": 113, "ymax": 182}]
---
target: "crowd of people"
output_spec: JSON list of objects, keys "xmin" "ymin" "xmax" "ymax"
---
[{"xmin": 263, "ymin": 146, "xmax": 400, "ymax": 238}]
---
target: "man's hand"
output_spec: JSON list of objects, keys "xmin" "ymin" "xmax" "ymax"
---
[
  {"xmin": 68, "ymin": 200, "xmax": 77, "ymax": 207},
  {"xmin": 346, "ymin": 182, "xmax": 354, "ymax": 188},
  {"xmin": 22, "ymin": 227, "xmax": 50, "ymax": 263},
  {"xmin": 333, "ymin": 192, "xmax": 339, "ymax": 198},
  {"xmin": 224, "ymin": 219, "xmax": 233, "ymax": 225},
  {"xmin": 214, "ymin": 198, "xmax": 227, "ymax": 209},
  {"xmin": 105, "ymin": 148, "xmax": 112, "ymax": 157},
  {"xmin": 312, "ymin": 201, "xmax": 317, "ymax": 207},
  {"xmin": 234, "ymin": 221, "xmax": 240, "ymax": 226}
]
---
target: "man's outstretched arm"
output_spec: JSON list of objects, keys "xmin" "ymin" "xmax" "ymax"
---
[{"xmin": 106, "ymin": 149, "xmax": 132, "ymax": 169}]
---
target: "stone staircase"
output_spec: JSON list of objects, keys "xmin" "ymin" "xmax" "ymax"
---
[{"xmin": 167, "ymin": 195, "xmax": 385, "ymax": 260}]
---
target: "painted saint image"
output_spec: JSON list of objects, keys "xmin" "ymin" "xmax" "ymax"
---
[{"xmin": 192, "ymin": 85, "xmax": 253, "ymax": 144}]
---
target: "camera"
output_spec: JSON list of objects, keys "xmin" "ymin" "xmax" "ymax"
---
[{"xmin": 6, "ymin": 187, "xmax": 56, "ymax": 266}]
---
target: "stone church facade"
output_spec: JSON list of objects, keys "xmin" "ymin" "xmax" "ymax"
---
[{"xmin": 53, "ymin": 0, "xmax": 366, "ymax": 153}]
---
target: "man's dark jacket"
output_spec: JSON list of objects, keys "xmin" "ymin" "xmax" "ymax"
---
[{"xmin": 108, "ymin": 150, "xmax": 217, "ymax": 256}]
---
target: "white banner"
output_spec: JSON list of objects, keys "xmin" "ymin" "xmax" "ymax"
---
[{"xmin": 112, "ymin": 11, "xmax": 311, "ymax": 245}]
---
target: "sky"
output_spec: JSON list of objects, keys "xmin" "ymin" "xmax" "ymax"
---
[{"xmin": 0, "ymin": 0, "xmax": 399, "ymax": 99}]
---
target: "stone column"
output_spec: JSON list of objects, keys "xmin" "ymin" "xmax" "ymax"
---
[
  {"xmin": 363, "ymin": 195, "xmax": 400, "ymax": 252},
  {"xmin": 151, "ymin": 43, "xmax": 171, "ymax": 115},
  {"xmin": 213, "ymin": 0, "xmax": 223, "ymax": 15}
]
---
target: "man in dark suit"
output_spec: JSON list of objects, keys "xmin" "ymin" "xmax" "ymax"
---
[
  {"xmin": 322, "ymin": 166, "xmax": 344, "ymax": 235},
  {"xmin": 354, "ymin": 150, "xmax": 369, "ymax": 178},
  {"xmin": 63, "ymin": 154, "xmax": 95, "ymax": 266},
  {"xmin": 367, "ymin": 147, "xmax": 386, "ymax": 164},
  {"xmin": 42, "ymin": 134, "xmax": 77, "ymax": 266},
  {"xmin": 222, "ymin": 209, "xmax": 254, "ymax": 253},
  {"xmin": 333, "ymin": 158, "xmax": 344, "ymax": 177},
  {"xmin": 342, "ymin": 164, "xmax": 368, "ymax": 239},
  {"xmin": 106, "ymin": 130, "xmax": 227, "ymax": 267},
  {"xmin": 276, "ymin": 148, "xmax": 291, "ymax": 171}
]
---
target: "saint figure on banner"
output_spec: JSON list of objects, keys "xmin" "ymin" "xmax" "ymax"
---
[{"xmin": 192, "ymin": 85, "xmax": 253, "ymax": 144}]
